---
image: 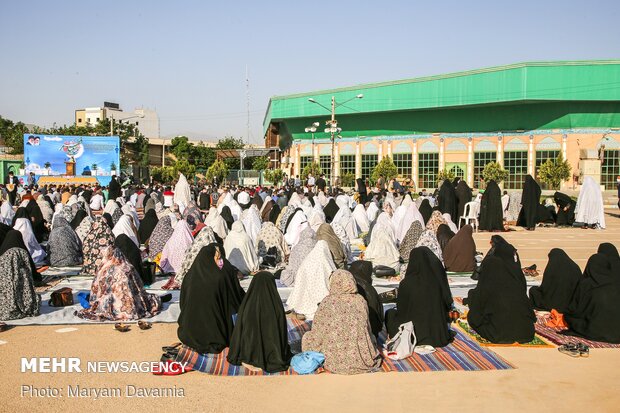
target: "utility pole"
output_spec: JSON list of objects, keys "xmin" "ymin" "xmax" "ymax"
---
[{"xmin": 331, "ymin": 96, "xmax": 336, "ymax": 190}]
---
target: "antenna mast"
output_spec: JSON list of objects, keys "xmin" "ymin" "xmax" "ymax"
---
[{"xmin": 246, "ymin": 65, "xmax": 250, "ymax": 145}]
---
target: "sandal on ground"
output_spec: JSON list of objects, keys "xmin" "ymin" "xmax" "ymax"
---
[
  {"xmin": 558, "ymin": 343, "xmax": 580, "ymax": 357},
  {"xmin": 114, "ymin": 323, "xmax": 131, "ymax": 332},
  {"xmin": 242, "ymin": 362, "xmax": 262, "ymax": 372},
  {"xmin": 286, "ymin": 310, "xmax": 306, "ymax": 321},
  {"xmin": 138, "ymin": 320, "xmax": 152, "ymax": 330},
  {"xmin": 577, "ymin": 343, "xmax": 590, "ymax": 358}
]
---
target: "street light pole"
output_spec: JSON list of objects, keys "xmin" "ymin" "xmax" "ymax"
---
[
  {"xmin": 308, "ymin": 94, "xmax": 363, "ymax": 192},
  {"xmin": 331, "ymin": 96, "xmax": 336, "ymax": 190}
]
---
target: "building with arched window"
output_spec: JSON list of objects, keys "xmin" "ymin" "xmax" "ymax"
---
[{"xmin": 263, "ymin": 60, "xmax": 620, "ymax": 190}]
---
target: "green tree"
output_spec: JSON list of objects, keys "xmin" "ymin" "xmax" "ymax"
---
[
  {"xmin": 169, "ymin": 136, "xmax": 193, "ymax": 159},
  {"xmin": 251, "ymin": 156, "xmax": 270, "ymax": 171},
  {"xmin": 215, "ymin": 136, "xmax": 245, "ymax": 169},
  {"xmin": 482, "ymin": 161, "xmax": 509, "ymax": 185},
  {"xmin": 0, "ymin": 116, "xmax": 30, "ymax": 154},
  {"xmin": 371, "ymin": 156, "xmax": 398, "ymax": 184},
  {"xmin": 151, "ymin": 166, "xmax": 176, "ymax": 183},
  {"xmin": 263, "ymin": 168, "xmax": 284, "ymax": 185},
  {"xmin": 192, "ymin": 142, "xmax": 216, "ymax": 170},
  {"xmin": 538, "ymin": 154, "xmax": 572, "ymax": 189},
  {"xmin": 206, "ymin": 159, "xmax": 229, "ymax": 183},
  {"xmin": 301, "ymin": 161, "xmax": 322, "ymax": 180},
  {"xmin": 436, "ymin": 168, "xmax": 456, "ymax": 186},
  {"xmin": 174, "ymin": 159, "xmax": 196, "ymax": 179},
  {"xmin": 340, "ymin": 172, "xmax": 356, "ymax": 187}
]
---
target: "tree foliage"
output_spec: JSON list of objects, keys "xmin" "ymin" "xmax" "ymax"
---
[
  {"xmin": 251, "ymin": 156, "xmax": 270, "ymax": 171},
  {"xmin": 0, "ymin": 115, "xmax": 33, "ymax": 154},
  {"xmin": 216, "ymin": 136, "xmax": 245, "ymax": 170},
  {"xmin": 151, "ymin": 166, "xmax": 177, "ymax": 183},
  {"xmin": 340, "ymin": 172, "xmax": 356, "ymax": 187},
  {"xmin": 482, "ymin": 161, "xmax": 509, "ymax": 185},
  {"xmin": 206, "ymin": 159, "xmax": 229, "ymax": 184},
  {"xmin": 263, "ymin": 168, "xmax": 284, "ymax": 185},
  {"xmin": 436, "ymin": 169, "xmax": 456, "ymax": 186},
  {"xmin": 538, "ymin": 154, "xmax": 572, "ymax": 189},
  {"xmin": 371, "ymin": 156, "xmax": 398, "ymax": 184},
  {"xmin": 174, "ymin": 159, "xmax": 196, "ymax": 179},
  {"xmin": 301, "ymin": 161, "xmax": 322, "ymax": 180}
]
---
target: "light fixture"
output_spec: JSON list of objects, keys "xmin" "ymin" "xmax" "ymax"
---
[
  {"xmin": 356, "ymin": 94, "xmax": 364, "ymax": 98},
  {"xmin": 308, "ymin": 98, "xmax": 316, "ymax": 103},
  {"xmin": 312, "ymin": 122, "xmax": 320, "ymax": 127}
]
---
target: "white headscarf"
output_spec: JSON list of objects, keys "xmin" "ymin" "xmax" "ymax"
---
[
  {"xmin": 160, "ymin": 220, "xmax": 194, "ymax": 273},
  {"xmin": 371, "ymin": 211, "xmax": 396, "ymax": 245},
  {"xmin": 241, "ymin": 204, "xmax": 262, "ymax": 246},
  {"xmin": 396, "ymin": 202, "xmax": 425, "ymax": 245},
  {"xmin": 13, "ymin": 217, "xmax": 46, "ymax": 264},
  {"xmin": 332, "ymin": 196, "xmax": 358, "ymax": 240},
  {"xmin": 103, "ymin": 199, "xmax": 119, "ymax": 215},
  {"xmin": 309, "ymin": 208, "xmax": 326, "ymax": 232},
  {"xmin": 121, "ymin": 204, "xmax": 140, "ymax": 230},
  {"xmin": 352, "ymin": 204, "xmax": 370, "ymax": 233},
  {"xmin": 112, "ymin": 215, "xmax": 139, "ymax": 247},
  {"xmin": 205, "ymin": 206, "xmax": 228, "ymax": 239},
  {"xmin": 575, "ymin": 176, "xmax": 606, "ymax": 228},
  {"xmin": 224, "ymin": 221, "xmax": 259, "ymax": 274},
  {"xmin": 173, "ymin": 173, "xmax": 192, "ymax": 207},
  {"xmin": 365, "ymin": 229, "xmax": 400, "ymax": 272},
  {"xmin": 442, "ymin": 213, "xmax": 459, "ymax": 233},
  {"xmin": 286, "ymin": 240, "xmax": 335, "ymax": 319},
  {"xmin": 366, "ymin": 201, "xmax": 379, "ymax": 223},
  {"xmin": 284, "ymin": 209, "xmax": 309, "ymax": 247},
  {"xmin": 237, "ymin": 191, "xmax": 251, "ymax": 206},
  {"xmin": 0, "ymin": 201, "xmax": 15, "ymax": 225}
]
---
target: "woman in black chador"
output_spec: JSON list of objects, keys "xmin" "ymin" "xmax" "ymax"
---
[
  {"xmin": 479, "ymin": 180, "xmax": 503, "ymax": 231},
  {"xmin": 517, "ymin": 175, "xmax": 541, "ymax": 230}
]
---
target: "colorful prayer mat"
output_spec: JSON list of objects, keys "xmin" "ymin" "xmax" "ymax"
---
[
  {"xmin": 173, "ymin": 318, "xmax": 514, "ymax": 376},
  {"xmin": 534, "ymin": 316, "xmax": 620, "ymax": 349},
  {"xmin": 457, "ymin": 320, "xmax": 552, "ymax": 348}
]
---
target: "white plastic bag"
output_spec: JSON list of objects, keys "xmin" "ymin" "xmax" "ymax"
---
[{"xmin": 383, "ymin": 321, "xmax": 416, "ymax": 360}]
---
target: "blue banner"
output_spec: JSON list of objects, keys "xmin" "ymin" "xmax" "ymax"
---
[{"xmin": 24, "ymin": 134, "xmax": 120, "ymax": 178}]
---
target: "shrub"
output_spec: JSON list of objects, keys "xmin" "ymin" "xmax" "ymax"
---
[
  {"xmin": 264, "ymin": 168, "xmax": 284, "ymax": 185},
  {"xmin": 538, "ymin": 154, "xmax": 572, "ymax": 189},
  {"xmin": 436, "ymin": 169, "xmax": 456, "ymax": 186},
  {"xmin": 482, "ymin": 161, "xmax": 509, "ymax": 184},
  {"xmin": 205, "ymin": 159, "xmax": 229, "ymax": 184},
  {"xmin": 301, "ymin": 161, "xmax": 322, "ymax": 180},
  {"xmin": 370, "ymin": 156, "xmax": 398, "ymax": 184}
]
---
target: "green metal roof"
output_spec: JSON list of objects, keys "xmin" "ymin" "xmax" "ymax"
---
[{"xmin": 263, "ymin": 60, "xmax": 620, "ymax": 137}]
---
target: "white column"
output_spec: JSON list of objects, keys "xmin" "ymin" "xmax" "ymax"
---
[
  {"xmin": 496, "ymin": 134, "xmax": 503, "ymax": 165},
  {"xmin": 467, "ymin": 137, "xmax": 474, "ymax": 186},
  {"xmin": 413, "ymin": 140, "xmax": 418, "ymax": 189},
  {"xmin": 295, "ymin": 144, "xmax": 301, "ymax": 177},
  {"xmin": 313, "ymin": 143, "xmax": 319, "ymax": 163},
  {"xmin": 387, "ymin": 140, "xmax": 392, "ymax": 158},
  {"xmin": 439, "ymin": 138, "xmax": 445, "ymax": 170},
  {"xmin": 528, "ymin": 134, "xmax": 534, "ymax": 175},
  {"xmin": 355, "ymin": 141, "xmax": 361, "ymax": 179},
  {"xmin": 378, "ymin": 139, "xmax": 383, "ymax": 159},
  {"xmin": 562, "ymin": 134, "xmax": 567, "ymax": 160}
]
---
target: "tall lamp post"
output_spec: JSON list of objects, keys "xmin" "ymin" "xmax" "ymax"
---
[
  {"xmin": 304, "ymin": 122, "xmax": 320, "ymax": 163},
  {"xmin": 308, "ymin": 94, "xmax": 363, "ymax": 190}
]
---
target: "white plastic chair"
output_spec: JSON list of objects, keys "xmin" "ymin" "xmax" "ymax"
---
[{"xmin": 459, "ymin": 201, "xmax": 479, "ymax": 231}]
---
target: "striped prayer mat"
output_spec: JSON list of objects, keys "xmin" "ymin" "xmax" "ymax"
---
[
  {"xmin": 534, "ymin": 316, "xmax": 620, "ymax": 349},
  {"xmin": 457, "ymin": 320, "xmax": 553, "ymax": 348},
  {"xmin": 173, "ymin": 319, "xmax": 514, "ymax": 376}
]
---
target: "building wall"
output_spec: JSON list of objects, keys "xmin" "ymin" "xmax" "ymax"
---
[{"xmin": 288, "ymin": 129, "xmax": 620, "ymax": 190}]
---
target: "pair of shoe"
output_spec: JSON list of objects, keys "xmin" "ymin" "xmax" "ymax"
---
[
  {"xmin": 558, "ymin": 343, "xmax": 589, "ymax": 357},
  {"xmin": 285, "ymin": 310, "xmax": 306, "ymax": 321}
]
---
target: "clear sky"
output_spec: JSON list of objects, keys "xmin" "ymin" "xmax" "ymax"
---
[{"xmin": 1, "ymin": 0, "xmax": 619, "ymax": 144}]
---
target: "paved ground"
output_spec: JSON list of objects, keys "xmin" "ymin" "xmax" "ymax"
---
[{"xmin": 1, "ymin": 211, "xmax": 619, "ymax": 413}]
